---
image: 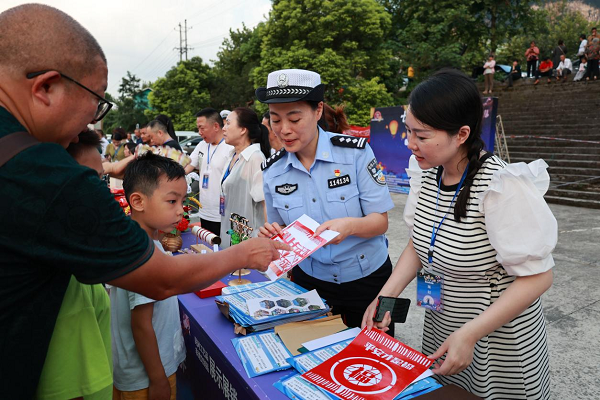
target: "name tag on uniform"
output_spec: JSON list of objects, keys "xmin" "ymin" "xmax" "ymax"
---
[
  {"xmin": 202, "ymin": 173, "xmax": 210, "ymax": 189},
  {"xmin": 416, "ymin": 270, "xmax": 444, "ymax": 312},
  {"xmin": 327, "ymin": 174, "xmax": 350, "ymax": 189}
]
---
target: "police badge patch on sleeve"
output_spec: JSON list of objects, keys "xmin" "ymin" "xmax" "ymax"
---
[
  {"xmin": 367, "ymin": 158, "xmax": 386, "ymax": 186},
  {"xmin": 275, "ymin": 183, "xmax": 298, "ymax": 195}
]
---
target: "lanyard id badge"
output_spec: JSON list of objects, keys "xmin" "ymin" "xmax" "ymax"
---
[
  {"xmin": 202, "ymin": 172, "xmax": 210, "ymax": 189},
  {"xmin": 219, "ymin": 195, "xmax": 225, "ymax": 216},
  {"xmin": 416, "ymin": 270, "xmax": 444, "ymax": 312}
]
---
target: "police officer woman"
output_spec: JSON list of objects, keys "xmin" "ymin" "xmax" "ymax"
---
[{"xmin": 257, "ymin": 69, "xmax": 395, "ymax": 335}]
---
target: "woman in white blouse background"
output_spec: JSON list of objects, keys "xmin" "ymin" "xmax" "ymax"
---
[
  {"xmin": 362, "ymin": 69, "xmax": 556, "ymax": 400},
  {"xmin": 220, "ymin": 107, "xmax": 271, "ymax": 248}
]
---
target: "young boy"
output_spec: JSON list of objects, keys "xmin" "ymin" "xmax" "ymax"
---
[
  {"xmin": 112, "ymin": 152, "xmax": 187, "ymax": 400},
  {"xmin": 35, "ymin": 129, "xmax": 113, "ymax": 400}
]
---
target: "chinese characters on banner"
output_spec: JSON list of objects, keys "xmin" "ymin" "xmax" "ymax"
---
[
  {"xmin": 302, "ymin": 328, "xmax": 432, "ymax": 400},
  {"xmin": 265, "ymin": 214, "xmax": 338, "ymax": 281},
  {"xmin": 194, "ymin": 336, "xmax": 238, "ymax": 400}
]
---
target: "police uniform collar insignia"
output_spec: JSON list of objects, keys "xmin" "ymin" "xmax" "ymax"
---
[
  {"xmin": 276, "ymin": 183, "xmax": 298, "ymax": 195},
  {"xmin": 331, "ymin": 135, "xmax": 367, "ymax": 149},
  {"xmin": 261, "ymin": 148, "xmax": 287, "ymax": 171}
]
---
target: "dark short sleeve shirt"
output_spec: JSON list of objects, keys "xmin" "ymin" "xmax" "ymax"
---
[
  {"xmin": 0, "ymin": 107, "xmax": 154, "ymax": 397},
  {"xmin": 163, "ymin": 138, "xmax": 183, "ymax": 151}
]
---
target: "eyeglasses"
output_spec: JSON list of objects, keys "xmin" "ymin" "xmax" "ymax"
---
[{"xmin": 26, "ymin": 70, "xmax": 113, "ymax": 123}]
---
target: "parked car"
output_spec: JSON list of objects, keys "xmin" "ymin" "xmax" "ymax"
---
[{"xmin": 180, "ymin": 135, "xmax": 203, "ymax": 155}]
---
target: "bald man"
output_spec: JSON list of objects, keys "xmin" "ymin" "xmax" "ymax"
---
[{"xmin": 0, "ymin": 4, "xmax": 288, "ymax": 398}]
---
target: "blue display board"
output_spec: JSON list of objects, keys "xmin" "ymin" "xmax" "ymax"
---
[
  {"xmin": 369, "ymin": 98, "xmax": 498, "ymax": 193},
  {"xmin": 368, "ymin": 106, "xmax": 412, "ymax": 193}
]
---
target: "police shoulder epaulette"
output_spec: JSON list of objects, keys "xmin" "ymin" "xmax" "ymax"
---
[
  {"xmin": 330, "ymin": 135, "xmax": 367, "ymax": 149},
  {"xmin": 261, "ymin": 148, "xmax": 287, "ymax": 171}
]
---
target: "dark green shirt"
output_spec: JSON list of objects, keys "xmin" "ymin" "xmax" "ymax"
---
[{"xmin": 0, "ymin": 106, "xmax": 154, "ymax": 398}]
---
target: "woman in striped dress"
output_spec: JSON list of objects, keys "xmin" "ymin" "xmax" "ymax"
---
[{"xmin": 362, "ymin": 69, "xmax": 556, "ymax": 399}]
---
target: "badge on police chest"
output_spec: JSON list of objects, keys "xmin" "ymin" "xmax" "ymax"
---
[
  {"xmin": 276, "ymin": 183, "xmax": 298, "ymax": 195},
  {"xmin": 327, "ymin": 174, "xmax": 350, "ymax": 189}
]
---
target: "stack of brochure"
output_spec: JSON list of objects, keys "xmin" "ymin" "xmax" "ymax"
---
[{"xmin": 215, "ymin": 280, "xmax": 330, "ymax": 332}]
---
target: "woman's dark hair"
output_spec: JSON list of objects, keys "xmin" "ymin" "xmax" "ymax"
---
[
  {"xmin": 304, "ymin": 100, "xmax": 329, "ymax": 132},
  {"xmin": 155, "ymin": 114, "xmax": 177, "ymax": 142},
  {"xmin": 580, "ymin": 34, "xmax": 587, "ymax": 40},
  {"xmin": 320, "ymin": 103, "xmax": 350, "ymax": 134},
  {"xmin": 112, "ymin": 127, "xmax": 126, "ymax": 141},
  {"xmin": 558, "ymin": 39, "xmax": 564, "ymax": 45},
  {"xmin": 125, "ymin": 142, "xmax": 137, "ymax": 155},
  {"xmin": 232, "ymin": 107, "xmax": 271, "ymax": 158},
  {"xmin": 408, "ymin": 68, "xmax": 484, "ymax": 222}
]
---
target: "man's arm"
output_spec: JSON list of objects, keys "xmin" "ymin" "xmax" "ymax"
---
[
  {"xmin": 108, "ymin": 237, "xmax": 290, "ymax": 300},
  {"xmin": 131, "ymin": 303, "xmax": 171, "ymax": 400},
  {"xmin": 103, "ymin": 155, "xmax": 135, "ymax": 179}
]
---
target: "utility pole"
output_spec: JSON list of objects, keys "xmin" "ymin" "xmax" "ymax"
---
[
  {"xmin": 184, "ymin": 19, "xmax": 189, "ymax": 61},
  {"xmin": 175, "ymin": 21, "xmax": 193, "ymax": 62},
  {"xmin": 178, "ymin": 23, "xmax": 183, "ymax": 62}
]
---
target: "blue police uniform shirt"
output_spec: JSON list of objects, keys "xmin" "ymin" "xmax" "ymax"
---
[{"xmin": 262, "ymin": 127, "xmax": 394, "ymax": 284}]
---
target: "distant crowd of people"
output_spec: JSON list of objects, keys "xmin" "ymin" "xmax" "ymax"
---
[{"xmin": 480, "ymin": 26, "xmax": 599, "ymax": 93}]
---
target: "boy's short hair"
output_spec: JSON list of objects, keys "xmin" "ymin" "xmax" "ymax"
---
[
  {"xmin": 123, "ymin": 152, "xmax": 186, "ymax": 203},
  {"xmin": 66, "ymin": 129, "xmax": 101, "ymax": 159}
]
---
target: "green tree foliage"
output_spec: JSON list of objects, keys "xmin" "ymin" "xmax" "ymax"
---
[
  {"xmin": 211, "ymin": 23, "xmax": 265, "ymax": 110},
  {"xmin": 379, "ymin": 0, "xmax": 536, "ymax": 80},
  {"xmin": 343, "ymin": 77, "xmax": 394, "ymax": 126},
  {"xmin": 147, "ymin": 57, "xmax": 213, "ymax": 131},
  {"xmin": 252, "ymin": 0, "xmax": 393, "ymax": 125},
  {"xmin": 102, "ymin": 71, "xmax": 149, "ymax": 134}
]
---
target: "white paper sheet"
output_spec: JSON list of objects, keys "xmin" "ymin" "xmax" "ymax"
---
[{"xmin": 265, "ymin": 214, "xmax": 339, "ymax": 281}]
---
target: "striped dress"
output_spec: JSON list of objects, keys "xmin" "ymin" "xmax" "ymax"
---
[{"xmin": 407, "ymin": 154, "xmax": 552, "ymax": 400}]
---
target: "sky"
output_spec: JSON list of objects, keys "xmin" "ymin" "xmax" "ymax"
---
[{"xmin": 1, "ymin": 0, "xmax": 272, "ymax": 95}]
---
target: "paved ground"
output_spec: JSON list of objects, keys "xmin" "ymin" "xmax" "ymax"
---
[{"xmin": 385, "ymin": 192, "xmax": 600, "ymax": 400}]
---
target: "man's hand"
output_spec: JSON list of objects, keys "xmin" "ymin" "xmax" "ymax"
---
[
  {"xmin": 240, "ymin": 237, "xmax": 291, "ymax": 271},
  {"xmin": 148, "ymin": 376, "xmax": 171, "ymax": 400},
  {"xmin": 258, "ymin": 222, "xmax": 284, "ymax": 238}
]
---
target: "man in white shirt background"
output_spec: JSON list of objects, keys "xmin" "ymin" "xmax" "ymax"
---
[
  {"xmin": 185, "ymin": 108, "xmax": 233, "ymax": 235},
  {"xmin": 556, "ymin": 54, "xmax": 573, "ymax": 82}
]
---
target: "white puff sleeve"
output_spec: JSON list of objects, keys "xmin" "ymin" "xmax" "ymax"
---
[
  {"xmin": 403, "ymin": 155, "xmax": 425, "ymax": 236},
  {"xmin": 249, "ymin": 151, "xmax": 266, "ymax": 204},
  {"xmin": 479, "ymin": 159, "xmax": 557, "ymax": 276}
]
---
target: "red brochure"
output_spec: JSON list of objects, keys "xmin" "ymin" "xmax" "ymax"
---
[{"xmin": 302, "ymin": 328, "xmax": 432, "ymax": 400}]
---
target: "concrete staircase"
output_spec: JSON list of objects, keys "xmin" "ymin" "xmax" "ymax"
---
[{"xmin": 487, "ymin": 78, "xmax": 600, "ymax": 209}]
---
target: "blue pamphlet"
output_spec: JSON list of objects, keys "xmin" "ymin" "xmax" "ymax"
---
[{"xmin": 232, "ymin": 330, "xmax": 293, "ymax": 378}]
